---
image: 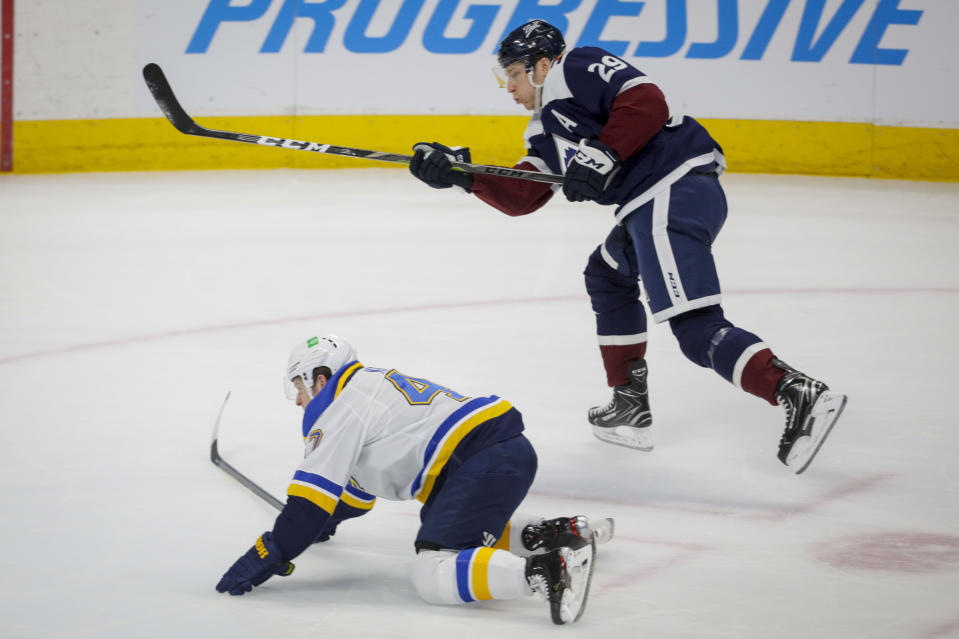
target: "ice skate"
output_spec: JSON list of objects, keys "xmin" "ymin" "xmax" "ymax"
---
[
  {"xmin": 588, "ymin": 359, "xmax": 653, "ymax": 450},
  {"xmin": 522, "ymin": 516, "xmax": 615, "ymax": 553},
  {"xmin": 774, "ymin": 358, "xmax": 847, "ymax": 474},
  {"xmin": 526, "ymin": 541, "xmax": 596, "ymax": 625}
]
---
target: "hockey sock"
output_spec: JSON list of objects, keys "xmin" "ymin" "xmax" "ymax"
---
[
  {"xmin": 585, "ymin": 246, "xmax": 648, "ymax": 387},
  {"xmin": 737, "ymin": 348, "xmax": 786, "ymax": 406},
  {"xmin": 599, "ymin": 339, "xmax": 647, "ymax": 386},
  {"xmin": 711, "ymin": 332, "xmax": 783, "ymax": 406},
  {"xmin": 455, "ymin": 548, "xmax": 530, "ymax": 601},
  {"xmin": 670, "ymin": 306, "xmax": 782, "ymax": 405},
  {"xmin": 412, "ymin": 548, "xmax": 531, "ymax": 604}
]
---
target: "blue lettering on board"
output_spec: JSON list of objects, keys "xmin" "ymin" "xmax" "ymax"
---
[{"xmin": 185, "ymin": 0, "xmax": 921, "ymax": 66}]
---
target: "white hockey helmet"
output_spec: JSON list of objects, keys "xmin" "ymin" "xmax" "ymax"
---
[{"xmin": 284, "ymin": 334, "xmax": 357, "ymax": 400}]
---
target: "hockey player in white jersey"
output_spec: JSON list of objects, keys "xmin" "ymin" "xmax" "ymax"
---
[{"xmin": 215, "ymin": 333, "xmax": 613, "ymax": 625}]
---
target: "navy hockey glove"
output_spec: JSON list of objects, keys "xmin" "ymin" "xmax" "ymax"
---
[
  {"xmin": 563, "ymin": 138, "xmax": 621, "ymax": 202},
  {"xmin": 409, "ymin": 142, "xmax": 473, "ymax": 192},
  {"xmin": 215, "ymin": 532, "xmax": 295, "ymax": 596}
]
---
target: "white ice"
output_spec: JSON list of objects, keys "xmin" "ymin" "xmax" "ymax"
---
[{"xmin": 1, "ymin": 169, "xmax": 958, "ymax": 638}]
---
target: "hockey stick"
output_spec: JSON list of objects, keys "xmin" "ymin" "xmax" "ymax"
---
[
  {"xmin": 210, "ymin": 391, "xmax": 284, "ymax": 512},
  {"xmin": 210, "ymin": 393, "xmax": 296, "ymax": 577},
  {"xmin": 142, "ymin": 63, "xmax": 564, "ymax": 185}
]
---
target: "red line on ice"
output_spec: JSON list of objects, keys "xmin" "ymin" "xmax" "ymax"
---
[
  {"xmin": 532, "ymin": 473, "xmax": 892, "ymax": 522},
  {"xmin": 1, "ymin": 287, "xmax": 957, "ymax": 366},
  {"xmin": 921, "ymin": 617, "xmax": 959, "ymax": 638},
  {"xmin": 742, "ymin": 472, "xmax": 894, "ymax": 522},
  {"xmin": 591, "ymin": 536, "xmax": 712, "ymax": 593}
]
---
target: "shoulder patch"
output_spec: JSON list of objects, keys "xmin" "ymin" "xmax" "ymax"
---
[{"xmin": 307, "ymin": 429, "xmax": 324, "ymax": 452}]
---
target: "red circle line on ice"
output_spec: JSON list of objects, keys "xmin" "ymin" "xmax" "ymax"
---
[{"xmin": 816, "ymin": 532, "xmax": 959, "ymax": 573}]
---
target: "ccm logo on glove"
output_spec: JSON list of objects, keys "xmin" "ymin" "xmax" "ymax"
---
[
  {"xmin": 563, "ymin": 139, "xmax": 621, "ymax": 203},
  {"xmin": 572, "ymin": 145, "xmax": 617, "ymax": 174}
]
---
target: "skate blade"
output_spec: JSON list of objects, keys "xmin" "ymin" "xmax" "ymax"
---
[
  {"xmin": 588, "ymin": 518, "xmax": 615, "ymax": 545},
  {"xmin": 787, "ymin": 391, "xmax": 848, "ymax": 474},
  {"xmin": 592, "ymin": 424, "xmax": 653, "ymax": 451},
  {"xmin": 552, "ymin": 541, "xmax": 596, "ymax": 625}
]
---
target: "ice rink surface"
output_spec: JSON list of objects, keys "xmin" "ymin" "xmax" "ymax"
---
[{"xmin": 2, "ymin": 168, "xmax": 958, "ymax": 638}]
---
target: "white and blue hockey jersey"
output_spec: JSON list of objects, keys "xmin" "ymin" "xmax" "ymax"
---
[
  {"xmin": 290, "ymin": 361, "xmax": 519, "ymax": 508},
  {"xmin": 269, "ymin": 361, "xmax": 524, "ymax": 559}
]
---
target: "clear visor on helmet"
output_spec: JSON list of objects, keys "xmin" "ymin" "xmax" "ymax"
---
[
  {"xmin": 492, "ymin": 60, "xmax": 531, "ymax": 88},
  {"xmin": 491, "ymin": 66, "xmax": 507, "ymax": 88},
  {"xmin": 284, "ymin": 372, "xmax": 312, "ymax": 401}
]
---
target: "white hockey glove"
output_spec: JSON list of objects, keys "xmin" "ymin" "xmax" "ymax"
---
[
  {"xmin": 563, "ymin": 138, "xmax": 621, "ymax": 202},
  {"xmin": 409, "ymin": 142, "xmax": 473, "ymax": 192}
]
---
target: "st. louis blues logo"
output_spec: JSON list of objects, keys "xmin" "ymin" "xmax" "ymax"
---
[{"xmin": 307, "ymin": 429, "xmax": 324, "ymax": 452}]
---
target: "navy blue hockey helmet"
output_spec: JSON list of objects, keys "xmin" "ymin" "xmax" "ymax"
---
[{"xmin": 497, "ymin": 20, "xmax": 566, "ymax": 71}]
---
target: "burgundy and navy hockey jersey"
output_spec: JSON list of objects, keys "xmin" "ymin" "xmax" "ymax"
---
[{"xmin": 472, "ymin": 46, "xmax": 726, "ymax": 219}]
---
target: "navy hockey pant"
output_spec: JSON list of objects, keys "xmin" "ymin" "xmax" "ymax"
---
[
  {"xmin": 415, "ymin": 428, "xmax": 537, "ymax": 551},
  {"xmin": 584, "ymin": 173, "xmax": 776, "ymax": 399}
]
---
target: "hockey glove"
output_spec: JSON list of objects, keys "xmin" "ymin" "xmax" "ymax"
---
[
  {"xmin": 409, "ymin": 142, "xmax": 473, "ymax": 192},
  {"xmin": 562, "ymin": 138, "xmax": 621, "ymax": 203},
  {"xmin": 215, "ymin": 531, "xmax": 295, "ymax": 596}
]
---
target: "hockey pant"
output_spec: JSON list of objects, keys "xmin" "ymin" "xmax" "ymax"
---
[
  {"xmin": 585, "ymin": 173, "xmax": 783, "ymax": 404},
  {"xmin": 411, "ymin": 433, "xmax": 543, "ymax": 605}
]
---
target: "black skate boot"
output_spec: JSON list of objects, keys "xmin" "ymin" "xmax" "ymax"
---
[
  {"xmin": 588, "ymin": 359, "xmax": 653, "ymax": 450},
  {"xmin": 521, "ymin": 516, "xmax": 615, "ymax": 553},
  {"xmin": 774, "ymin": 358, "xmax": 847, "ymax": 474},
  {"xmin": 526, "ymin": 541, "xmax": 596, "ymax": 625}
]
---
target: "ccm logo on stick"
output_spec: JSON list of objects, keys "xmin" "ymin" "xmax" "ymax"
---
[{"xmin": 258, "ymin": 137, "xmax": 329, "ymax": 152}]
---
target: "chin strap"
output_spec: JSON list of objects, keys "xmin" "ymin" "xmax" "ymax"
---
[
  {"xmin": 527, "ymin": 69, "xmax": 544, "ymax": 89},
  {"xmin": 527, "ymin": 69, "xmax": 545, "ymax": 110},
  {"xmin": 526, "ymin": 54, "xmax": 562, "ymax": 110}
]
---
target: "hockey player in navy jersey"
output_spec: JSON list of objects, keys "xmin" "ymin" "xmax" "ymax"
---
[
  {"xmin": 215, "ymin": 333, "xmax": 613, "ymax": 625},
  {"xmin": 409, "ymin": 20, "xmax": 847, "ymax": 474}
]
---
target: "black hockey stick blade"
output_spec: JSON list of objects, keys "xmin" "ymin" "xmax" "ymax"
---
[
  {"xmin": 210, "ymin": 391, "xmax": 285, "ymax": 512},
  {"xmin": 142, "ymin": 63, "xmax": 564, "ymax": 184},
  {"xmin": 143, "ymin": 62, "xmax": 201, "ymax": 136}
]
